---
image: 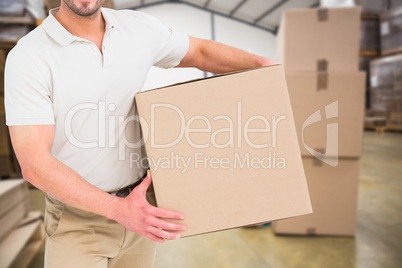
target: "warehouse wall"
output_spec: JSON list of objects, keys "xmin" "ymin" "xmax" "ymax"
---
[{"xmin": 123, "ymin": 2, "xmax": 277, "ymax": 90}]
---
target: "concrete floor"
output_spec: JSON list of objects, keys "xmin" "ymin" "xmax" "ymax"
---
[{"xmin": 27, "ymin": 131, "xmax": 402, "ymax": 268}]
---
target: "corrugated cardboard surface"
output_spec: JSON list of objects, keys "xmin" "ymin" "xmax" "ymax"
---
[
  {"xmin": 135, "ymin": 66, "xmax": 312, "ymax": 237},
  {"xmin": 285, "ymin": 71, "xmax": 366, "ymax": 158},
  {"xmin": 277, "ymin": 7, "xmax": 361, "ymax": 72},
  {"xmin": 273, "ymin": 157, "xmax": 360, "ymax": 236}
]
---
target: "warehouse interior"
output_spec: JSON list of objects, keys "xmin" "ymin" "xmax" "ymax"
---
[{"xmin": 1, "ymin": 0, "xmax": 402, "ymax": 267}]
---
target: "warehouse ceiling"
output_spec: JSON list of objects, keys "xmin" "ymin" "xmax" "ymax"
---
[{"xmin": 116, "ymin": 0, "xmax": 320, "ymax": 33}]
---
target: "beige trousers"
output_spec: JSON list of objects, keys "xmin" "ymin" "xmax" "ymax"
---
[{"xmin": 44, "ymin": 195, "xmax": 156, "ymax": 268}]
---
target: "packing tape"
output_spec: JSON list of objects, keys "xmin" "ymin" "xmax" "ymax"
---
[
  {"xmin": 317, "ymin": 59, "xmax": 328, "ymax": 71},
  {"xmin": 317, "ymin": 8, "xmax": 328, "ymax": 22},
  {"xmin": 307, "ymin": 227, "xmax": 316, "ymax": 235},
  {"xmin": 317, "ymin": 59, "xmax": 328, "ymax": 90},
  {"xmin": 317, "ymin": 72, "xmax": 328, "ymax": 90},
  {"xmin": 313, "ymin": 148, "xmax": 326, "ymax": 167}
]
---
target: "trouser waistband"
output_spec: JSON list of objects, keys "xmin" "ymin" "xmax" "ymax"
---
[{"xmin": 108, "ymin": 180, "xmax": 143, "ymax": 197}]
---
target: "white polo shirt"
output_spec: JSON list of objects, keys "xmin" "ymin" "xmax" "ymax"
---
[{"xmin": 5, "ymin": 8, "xmax": 189, "ymax": 191}]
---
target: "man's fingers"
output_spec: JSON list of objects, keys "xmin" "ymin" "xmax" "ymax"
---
[
  {"xmin": 148, "ymin": 226, "xmax": 181, "ymax": 240},
  {"xmin": 145, "ymin": 232, "xmax": 165, "ymax": 243},
  {"xmin": 148, "ymin": 217, "xmax": 186, "ymax": 232},
  {"xmin": 123, "ymin": 170, "xmax": 187, "ymax": 242},
  {"xmin": 150, "ymin": 206, "xmax": 185, "ymax": 220}
]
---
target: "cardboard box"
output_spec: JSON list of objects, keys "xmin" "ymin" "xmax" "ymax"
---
[
  {"xmin": 391, "ymin": 0, "xmax": 402, "ymax": 10},
  {"xmin": 0, "ymin": 199, "xmax": 30, "ymax": 243},
  {"xmin": 135, "ymin": 66, "xmax": 312, "ymax": 237},
  {"xmin": 359, "ymin": 56, "xmax": 372, "ymax": 109},
  {"xmin": 381, "ymin": 7, "xmax": 402, "ymax": 56},
  {"xmin": 370, "ymin": 53, "xmax": 402, "ymax": 91},
  {"xmin": 277, "ymin": 7, "xmax": 361, "ymax": 72},
  {"xmin": 0, "ymin": 103, "xmax": 8, "ymax": 156},
  {"xmin": 360, "ymin": 18, "xmax": 380, "ymax": 53},
  {"xmin": 369, "ymin": 54, "xmax": 402, "ymax": 111},
  {"xmin": 0, "ymin": 0, "xmax": 24, "ymax": 16},
  {"xmin": 285, "ymin": 71, "xmax": 366, "ymax": 158},
  {"xmin": 0, "ymin": 179, "xmax": 29, "ymax": 217},
  {"xmin": 355, "ymin": 0, "xmax": 389, "ymax": 15},
  {"xmin": 0, "ymin": 96, "xmax": 11, "ymax": 170},
  {"xmin": 0, "ymin": 155, "xmax": 13, "ymax": 178},
  {"xmin": 0, "ymin": 179, "xmax": 30, "ymax": 241},
  {"xmin": 0, "ymin": 25, "xmax": 32, "ymax": 45},
  {"xmin": 273, "ymin": 157, "xmax": 360, "ymax": 236},
  {"xmin": 0, "ymin": 212, "xmax": 45, "ymax": 268}
]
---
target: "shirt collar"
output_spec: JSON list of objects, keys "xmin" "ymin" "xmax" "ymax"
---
[{"xmin": 41, "ymin": 8, "xmax": 115, "ymax": 46}]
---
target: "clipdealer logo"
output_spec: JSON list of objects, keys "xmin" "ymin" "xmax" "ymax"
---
[
  {"xmin": 63, "ymin": 101, "xmax": 290, "ymax": 171},
  {"xmin": 136, "ymin": 101, "xmax": 289, "ymax": 171},
  {"xmin": 302, "ymin": 101, "xmax": 339, "ymax": 167}
]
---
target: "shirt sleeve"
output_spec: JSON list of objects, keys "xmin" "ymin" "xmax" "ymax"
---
[
  {"xmin": 153, "ymin": 28, "xmax": 189, "ymax": 69},
  {"xmin": 5, "ymin": 46, "xmax": 55, "ymax": 126},
  {"xmin": 138, "ymin": 12, "xmax": 189, "ymax": 69}
]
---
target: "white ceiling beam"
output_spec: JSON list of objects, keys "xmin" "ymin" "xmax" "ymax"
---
[
  {"xmin": 229, "ymin": 0, "xmax": 249, "ymax": 17},
  {"xmin": 254, "ymin": 0, "xmax": 289, "ymax": 24}
]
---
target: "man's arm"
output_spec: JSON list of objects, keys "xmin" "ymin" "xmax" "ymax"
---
[
  {"xmin": 9, "ymin": 125, "xmax": 186, "ymax": 242},
  {"xmin": 177, "ymin": 36, "xmax": 275, "ymax": 73}
]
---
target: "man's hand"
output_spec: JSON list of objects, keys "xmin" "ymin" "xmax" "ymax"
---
[
  {"xmin": 9, "ymin": 125, "xmax": 185, "ymax": 243},
  {"xmin": 116, "ymin": 171, "xmax": 186, "ymax": 243}
]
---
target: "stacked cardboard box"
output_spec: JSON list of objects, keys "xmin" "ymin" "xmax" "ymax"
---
[
  {"xmin": 359, "ymin": 56, "xmax": 373, "ymax": 109},
  {"xmin": 370, "ymin": 54, "xmax": 402, "ymax": 129},
  {"xmin": 358, "ymin": 11, "xmax": 380, "ymax": 110},
  {"xmin": 391, "ymin": 0, "xmax": 402, "ymax": 10},
  {"xmin": 0, "ymin": 94, "xmax": 14, "ymax": 178},
  {"xmin": 386, "ymin": 99, "xmax": 402, "ymax": 129},
  {"xmin": 355, "ymin": 0, "xmax": 389, "ymax": 15},
  {"xmin": 0, "ymin": 0, "xmax": 25, "ymax": 16},
  {"xmin": 1, "ymin": 50, "xmax": 21, "ymax": 178},
  {"xmin": 0, "ymin": 179, "xmax": 30, "ymax": 242},
  {"xmin": 0, "ymin": 25, "xmax": 32, "ymax": 45},
  {"xmin": 0, "ymin": 211, "xmax": 45, "ymax": 268},
  {"xmin": 274, "ymin": 7, "xmax": 365, "ymax": 236},
  {"xmin": 1, "ymin": 49, "xmax": 9, "ymax": 178},
  {"xmin": 0, "ymin": 179, "xmax": 45, "ymax": 267},
  {"xmin": 380, "ymin": 7, "xmax": 402, "ymax": 56},
  {"xmin": 0, "ymin": 50, "xmax": 4, "ymax": 94},
  {"xmin": 370, "ymin": 54, "xmax": 402, "ymax": 111},
  {"xmin": 360, "ymin": 18, "xmax": 380, "ymax": 55}
]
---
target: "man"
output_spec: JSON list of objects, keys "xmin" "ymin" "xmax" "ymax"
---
[{"xmin": 5, "ymin": 0, "xmax": 274, "ymax": 267}]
